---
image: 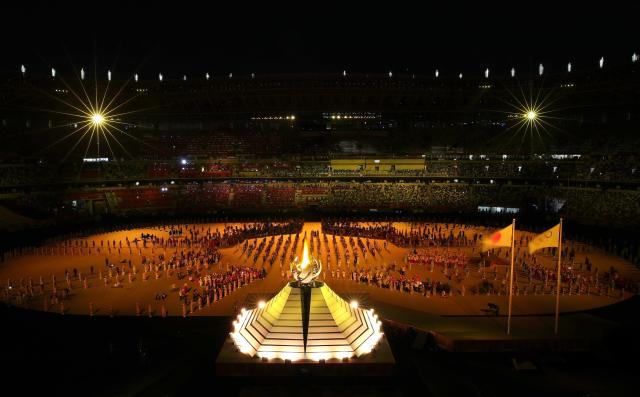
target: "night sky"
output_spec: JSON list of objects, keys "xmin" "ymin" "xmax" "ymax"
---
[{"xmin": 0, "ymin": 1, "xmax": 638, "ymax": 78}]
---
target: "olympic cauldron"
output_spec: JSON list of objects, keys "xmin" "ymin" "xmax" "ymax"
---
[{"xmin": 230, "ymin": 240, "xmax": 383, "ymax": 362}]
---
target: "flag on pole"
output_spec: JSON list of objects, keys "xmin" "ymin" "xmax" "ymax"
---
[
  {"xmin": 528, "ymin": 224, "xmax": 561, "ymax": 254},
  {"xmin": 482, "ymin": 224, "xmax": 514, "ymax": 251}
]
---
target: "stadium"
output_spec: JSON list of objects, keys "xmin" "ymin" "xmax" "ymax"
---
[{"xmin": 1, "ymin": 3, "xmax": 639, "ymax": 396}]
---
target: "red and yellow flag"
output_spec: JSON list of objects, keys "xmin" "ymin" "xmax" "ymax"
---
[
  {"xmin": 528, "ymin": 224, "xmax": 560, "ymax": 254},
  {"xmin": 482, "ymin": 224, "xmax": 513, "ymax": 252}
]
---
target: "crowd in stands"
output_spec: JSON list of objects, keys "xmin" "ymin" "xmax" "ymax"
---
[
  {"xmin": 1, "ymin": 154, "xmax": 639, "ymax": 187},
  {"xmin": 110, "ymin": 188, "xmax": 176, "ymax": 210},
  {"xmin": 8, "ymin": 181, "xmax": 640, "ymax": 233},
  {"xmin": 151, "ymin": 131, "xmax": 287, "ymax": 158},
  {"xmin": 0, "ymin": 164, "xmax": 54, "ymax": 186}
]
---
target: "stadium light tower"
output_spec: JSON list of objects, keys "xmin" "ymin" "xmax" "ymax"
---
[
  {"xmin": 435, "ymin": 69, "xmax": 439, "ymax": 78},
  {"xmin": 510, "ymin": 67, "xmax": 515, "ymax": 77},
  {"xmin": 134, "ymin": 73, "xmax": 139, "ymax": 82},
  {"xmin": 599, "ymin": 57, "xmax": 604, "ymax": 69},
  {"xmin": 538, "ymin": 63, "xmax": 544, "ymax": 76},
  {"xmin": 484, "ymin": 68, "xmax": 489, "ymax": 78},
  {"xmin": 21, "ymin": 64, "xmax": 26, "ymax": 76},
  {"xmin": 33, "ymin": 60, "xmax": 147, "ymax": 162}
]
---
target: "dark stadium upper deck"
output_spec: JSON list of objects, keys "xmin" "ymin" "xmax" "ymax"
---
[{"xmin": 3, "ymin": 65, "xmax": 640, "ymax": 118}]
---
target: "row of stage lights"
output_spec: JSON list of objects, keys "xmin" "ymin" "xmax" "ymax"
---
[{"xmin": 18, "ymin": 53, "xmax": 640, "ymax": 82}]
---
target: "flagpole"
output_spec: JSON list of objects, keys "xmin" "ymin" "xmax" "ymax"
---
[
  {"xmin": 554, "ymin": 218, "xmax": 563, "ymax": 335},
  {"xmin": 507, "ymin": 218, "xmax": 515, "ymax": 335}
]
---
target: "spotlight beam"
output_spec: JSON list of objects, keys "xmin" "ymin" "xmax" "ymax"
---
[
  {"xmin": 74, "ymin": 126, "xmax": 96, "ymax": 180},
  {"xmin": 101, "ymin": 70, "xmax": 137, "ymax": 115},
  {"xmin": 104, "ymin": 105, "xmax": 161, "ymax": 119},
  {"xmin": 61, "ymin": 125, "xmax": 93, "ymax": 163},
  {"xmin": 485, "ymin": 79, "xmax": 571, "ymax": 153},
  {"xmin": 29, "ymin": 47, "xmax": 155, "ymax": 161},
  {"xmin": 101, "ymin": 93, "xmax": 147, "ymax": 118},
  {"xmin": 63, "ymin": 47, "xmax": 96, "ymax": 116},
  {"xmin": 25, "ymin": 81, "xmax": 92, "ymax": 117},
  {"xmin": 55, "ymin": 74, "xmax": 95, "ymax": 116},
  {"xmin": 99, "ymin": 124, "xmax": 124, "ymax": 176},
  {"xmin": 102, "ymin": 127, "xmax": 135, "ymax": 160},
  {"xmin": 35, "ymin": 122, "xmax": 92, "ymax": 156},
  {"xmin": 98, "ymin": 45, "xmax": 123, "ymax": 113}
]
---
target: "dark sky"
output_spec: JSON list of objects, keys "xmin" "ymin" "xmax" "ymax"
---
[{"xmin": 0, "ymin": 1, "xmax": 638, "ymax": 78}]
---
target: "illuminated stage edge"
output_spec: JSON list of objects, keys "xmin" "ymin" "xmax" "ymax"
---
[
  {"xmin": 216, "ymin": 283, "xmax": 395, "ymax": 376},
  {"xmin": 230, "ymin": 282, "xmax": 384, "ymax": 361},
  {"xmin": 217, "ymin": 241, "xmax": 394, "ymax": 375}
]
